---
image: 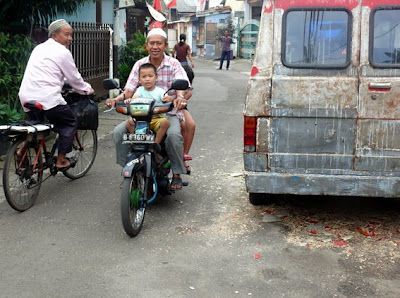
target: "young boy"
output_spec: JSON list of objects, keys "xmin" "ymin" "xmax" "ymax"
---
[{"xmin": 124, "ymin": 63, "xmax": 169, "ymax": 144}]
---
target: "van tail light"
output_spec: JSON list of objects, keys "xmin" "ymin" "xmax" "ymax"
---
[{"xmin": 244, "ymin": 116, "xmax": 256, "ymax": 152}]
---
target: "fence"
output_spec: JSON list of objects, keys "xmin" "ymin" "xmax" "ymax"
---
[{"xmin": 68, "ymin": 22, "xmax": 112, "ymax": 80}]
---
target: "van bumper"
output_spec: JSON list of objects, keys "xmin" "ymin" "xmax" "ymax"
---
[{"xmin": 244, "ymin": 172, "xmax": 400, "ymax": 198}]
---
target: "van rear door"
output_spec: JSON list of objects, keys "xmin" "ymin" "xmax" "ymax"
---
[
  {"xmin": 356, "ymin": 2, "xmax": 400, "ymax": 173},
  {"xmin": 270, "ymin": 0, "xmax": 360, "ymax": 174}
]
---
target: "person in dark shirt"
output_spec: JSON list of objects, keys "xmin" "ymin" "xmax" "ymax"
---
[
  {"xmin": 172, "ymin": 34, "xmax": 195, "ymax": 69},
  {"xmin": 218, "ymin": 30, "xmax": 234, "ymax": 70}
]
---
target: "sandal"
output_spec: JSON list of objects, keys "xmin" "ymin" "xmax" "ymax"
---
[
  {"xmin": 56, "ymin": 157, "xmax": 77, "ymax": 172},
  {"xmin": 171, "ymin": 176, "xmax": 183, "ymax": 190},
  {"xmin": 185, "ymin": 165, "xmax": 191, "ymax": 175},
  {"xmin": 183, "ymin": 154, "xmax": 192, "ymax": 161}
]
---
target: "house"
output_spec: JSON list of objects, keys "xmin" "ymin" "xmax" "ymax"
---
[
  {"xmin": 167, "ymin": 0, "xmax": 198, "ymax": 55},
  {"xmin": 168, "ymin": 0, "xmax": 262, "ymax": 60}
]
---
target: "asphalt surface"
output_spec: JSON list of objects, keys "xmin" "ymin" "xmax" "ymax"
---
[{"xmin": 1, "ymin": 57, "xmax": 400, "ymax": 297}]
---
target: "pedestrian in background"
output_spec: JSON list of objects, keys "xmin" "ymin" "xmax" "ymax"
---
[
  {"xmin": 218, "ymin": 30, "xmax": 233, "ymax": 70},
  {"xmin": 172, "ymin": 33, "xmax": 195, "ymax": 69}
]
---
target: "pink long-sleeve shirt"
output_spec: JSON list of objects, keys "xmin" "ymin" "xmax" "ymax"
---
[{"xmin": 19, "ymin": 38, "xmax": 92, "ymax": 111}]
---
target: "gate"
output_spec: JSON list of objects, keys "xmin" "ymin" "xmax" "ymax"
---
[{"xmin": 240, "ymin": 21, "xmax": 259, "ymax": 59}]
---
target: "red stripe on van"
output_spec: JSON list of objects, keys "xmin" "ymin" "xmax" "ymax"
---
[
  {"xmin": 362, "ymin": 0, "xmax": 400, "ymax": 8},
  {"xmin": 264, "ymin": 0, "xmax": 273, "ymax": 13},
  {"xmin": 274, "ymin": 0, "xmax": 359, "ymax": 10},
  {"xmin": 251, "ymin": 66, "xmax": 259, "ymax": 77}
]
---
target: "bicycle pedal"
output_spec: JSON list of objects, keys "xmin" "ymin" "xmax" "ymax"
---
[{"xmin": 69, "ymin": 157, "xmax": 77, "ymax": 168}]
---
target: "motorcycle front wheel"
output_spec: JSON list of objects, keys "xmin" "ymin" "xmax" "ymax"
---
[{"xmin": 121, "ymin": 169, "xmax": 147, "ymax": 237}]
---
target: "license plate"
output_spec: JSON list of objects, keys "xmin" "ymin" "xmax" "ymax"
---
[{"xmin": 123, "ymin": 133, "xmax": 155, "ymax": 143}]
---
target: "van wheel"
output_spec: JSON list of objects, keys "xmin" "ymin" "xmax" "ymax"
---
[{"xmin": 249, "ymin": 193, "xmax": 268, "ymax": 205}]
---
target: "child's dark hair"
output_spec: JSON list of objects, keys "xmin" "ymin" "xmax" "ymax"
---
[
  {"xmin": 139, "ymin": 63, "xmax": 157, "ymax": 75},
  {"xmin": 182, "ymin": 65, "xmax": 194, "ymax": 84}
]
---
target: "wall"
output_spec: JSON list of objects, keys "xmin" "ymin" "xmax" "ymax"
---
[
  {"xmin": 56, "ymin": 0, "xmax": 114, "ymax": 24},
  {"xmin": 205, "ymin": 13, "xmax": 231, "ymax": 59}
]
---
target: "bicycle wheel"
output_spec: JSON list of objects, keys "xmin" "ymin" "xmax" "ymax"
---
[
  {"xmin": 3, "ymin": 139, "xmax": 43, "ymax": 211},
  {"xmin": 121, "ymin": 170, "xmax": 147, "ymax": 237},
  {"xmin": 63, "ymin": 129, "xmax": 97, "ymax": 179}
]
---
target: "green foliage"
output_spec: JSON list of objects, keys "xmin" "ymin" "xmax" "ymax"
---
[
  {"xmin": 0, "ymin": 103, "xmax": 24, "ymax": 125},
  {"xmin": 0, "ymin": 32, "xmax": 34, "ymax": 124},
  {"xmin": 118, "ymin": 32, "xmax": 147, "ymax": 87}
]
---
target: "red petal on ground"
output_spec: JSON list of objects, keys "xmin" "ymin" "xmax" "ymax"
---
[
  {"xmin": 308, "ymin": 220, "xmax": 319, "ymax": 224},
  {"xmin": 264, "ymin": 210, "xmax": 273, "ymax": 214},
  {"xmin": 356, "ymin": 228, "xmax": 370, "ymax": 236},
  {"xmin": 370, "ymin": 228, "xmax": 376, "ymax": 237},
  {"xmin": 253, "ymin": 254, "xmax": 260, "ymax": 259},
  {"xmin": 310, "ymin": 230, "xmax": 318, "ymax": 235},
  {"xmin": 306, "ymin": 243, "xmax": 312, "ymax": 247},
  {"xmin": 333, "ymin": 240, "xmax": 348, "ymax": 246},
  {"xmin": 325, "ymin": 226, "xmax": 333, "ymax": 230},
  {"xmin": 281, "ymin": 216, "xmax": 288, "ymax": 220}
]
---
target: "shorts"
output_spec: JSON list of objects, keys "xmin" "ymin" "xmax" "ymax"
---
[{"xmin": 150, "ymin": 117, "xmax": 167, "ymax": 133}]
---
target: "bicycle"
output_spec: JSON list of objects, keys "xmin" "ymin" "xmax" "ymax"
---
[{"xmin": 0, "ymin": 99, "xmax": 98, "ymax": 212}]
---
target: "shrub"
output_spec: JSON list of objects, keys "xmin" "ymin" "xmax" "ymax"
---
[
  {"xmin": 118, "ymin": 32, "xmax": 147, "ymax": 87},
  {"xmin": 0, "ymin": 103, "xmax": 23, "ymax": 125},
  {"xmin": 0, "ymin": 32, "xmax": 34, "ymax": 123}
]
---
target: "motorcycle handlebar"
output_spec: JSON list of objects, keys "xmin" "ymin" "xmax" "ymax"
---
[{"xmin": 114, "ymin": 101, "xmax": 173, "ymax": 116}]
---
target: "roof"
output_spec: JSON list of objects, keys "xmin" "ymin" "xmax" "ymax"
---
[{"xmin": 176, "ymin": 0, "xmax": 196, "ymax": 13}]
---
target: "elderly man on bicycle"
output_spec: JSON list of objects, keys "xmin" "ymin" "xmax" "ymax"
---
[{"xmin": 18, "ymin": 19, "xmax": 95, "ymax": 171}]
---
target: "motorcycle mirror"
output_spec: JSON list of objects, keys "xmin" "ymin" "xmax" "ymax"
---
[
  {"xmin": 103, "ymin": 78, "xmax": 120, "ymax": 90},
  {"xmin": 170, "ymin": 79, "xmax": 189, "ymax": 91},
  {"xmin": 163, "ymin": 79, "xmax": 189, "ymax": 96}
]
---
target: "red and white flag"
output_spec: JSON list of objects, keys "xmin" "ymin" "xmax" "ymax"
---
[
  {"xmin": 163, "ymin": 0, "xmax": 177, "ymax": 8},
  {"xmin": 152, "ymin": 0, "xmax": 163, "ymax": 12}
]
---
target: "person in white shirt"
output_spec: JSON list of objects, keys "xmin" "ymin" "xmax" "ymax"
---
[{"xmin": 19, "ymin": 19, "xmax": 94, "ymax": 171}]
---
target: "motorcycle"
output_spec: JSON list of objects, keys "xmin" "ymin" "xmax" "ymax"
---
[{"xmin": 103, "ymin": 78, "xmax": 189, "ymax": 237}]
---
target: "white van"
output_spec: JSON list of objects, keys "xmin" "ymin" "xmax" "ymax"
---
[{"xmin": 243, "ymin": 0, "xmax": 400, "ymax": 204}]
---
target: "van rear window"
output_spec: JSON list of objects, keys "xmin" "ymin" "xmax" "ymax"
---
[
  {"xmin": 370, "ymin": 7, "xmax": 400, "ymax": 68},
  {"xmin": 282, "ymin": 9, "xmax": 351, "ymax": 69}
]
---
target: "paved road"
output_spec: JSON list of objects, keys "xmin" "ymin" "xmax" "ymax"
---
[{"xmin": 1, "ymin": 58, "xmax": 400, "ymax": 297}]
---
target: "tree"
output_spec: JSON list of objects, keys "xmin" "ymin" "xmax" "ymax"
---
[{"xmin": 0, "ymin": 0, "xmax": 94, "ymax": 34}]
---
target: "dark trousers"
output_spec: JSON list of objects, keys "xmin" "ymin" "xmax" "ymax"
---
[
  {"xmin": 28, "ymin": 105, "xmax": 77, "ymax": 154},
  {"xmin": 219, "ymin": 50, "xmax": 231, "ymax": 69}
]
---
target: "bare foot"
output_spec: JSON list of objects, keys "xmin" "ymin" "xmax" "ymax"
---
[
  {"xmin": 171, "ymin": 174, "xmax": 182, "ymax": 190},
  {"xmin": 56, "ymin": 159, "xmax": 71, "ymax": 169},
  {"xmin": 56, "ymin": 154, "xmax": 70, "ymax": 169}
]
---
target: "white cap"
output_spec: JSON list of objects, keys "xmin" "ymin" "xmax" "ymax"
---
[
  {"xmin": 147, "ymin": 28, "xmax": 167, "ymax": 40},
  {"xmin": 48, "ymin": 19, "xmax": 70, "ymax": 37}
]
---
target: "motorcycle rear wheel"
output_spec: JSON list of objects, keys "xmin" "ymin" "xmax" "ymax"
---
[{"xmin": 121, "ymin": 170, "xmax": 147, "ymax": 237}]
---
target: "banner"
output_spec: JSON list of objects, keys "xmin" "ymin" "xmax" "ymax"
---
[
  {"xmin": 146, "ymin": 1, "xmax": 166, "ymax": 22},
  {"xmin": 149, "ymin": 21, "xmax": 164, "ymax": 29},
  {"xmin": 163, "ymin": 0, "xmax": 177, "ymax": 8}
]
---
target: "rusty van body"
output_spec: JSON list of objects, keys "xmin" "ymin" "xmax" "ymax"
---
[{"xmin": 243, "ymin": 0, "xmax": 400, "ymax": 204}]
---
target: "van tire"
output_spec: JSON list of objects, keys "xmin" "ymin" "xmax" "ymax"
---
[{"xmin": 249, "ymin": 193, "xmax": 267, "ymax": 205}]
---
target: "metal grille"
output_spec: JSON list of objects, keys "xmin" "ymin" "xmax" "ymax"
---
[{"xmin": 68, "ymin": 22, "xmax": 112, "ymax": 80}]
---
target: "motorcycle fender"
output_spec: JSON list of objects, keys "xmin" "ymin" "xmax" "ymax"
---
[{"xmin": 122, "ymin": 154, "xmax": 146, "ymax": 178}]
